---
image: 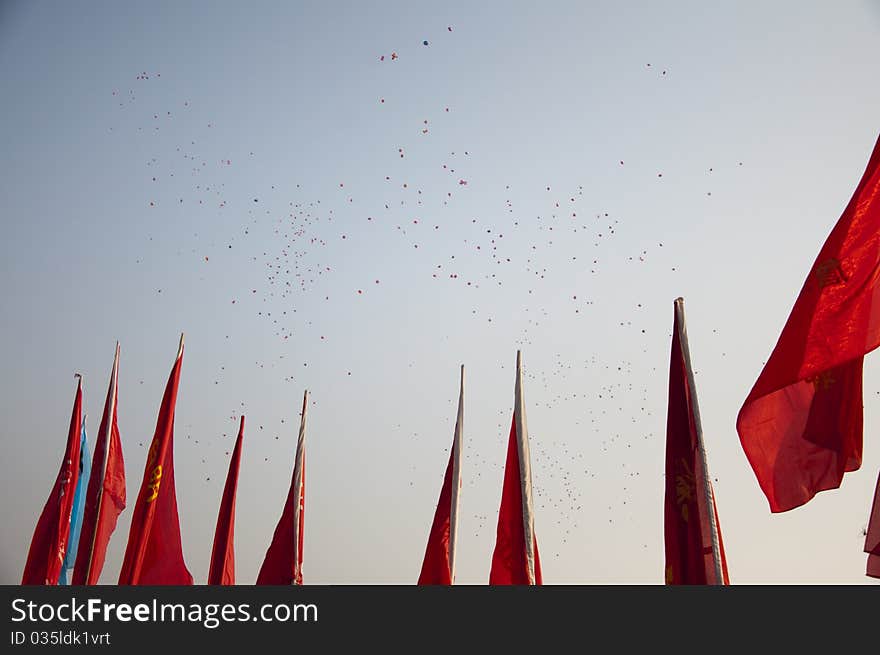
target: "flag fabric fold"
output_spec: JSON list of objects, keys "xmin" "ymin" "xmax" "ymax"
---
[
  {"xmin": 418, "ymin": 365, "xmax": 464, "ymax": 585},
  {"xmin": 490, "ymin": 351, "xmax": 542, "ymax": 585},
  {"xmin": 22, "ymin": 375, "xmax": 84, "ymax": 585},
  {"xmin": 257, "ymin": 390, "xmax": 308, "ymax": 585},
  {"xmin": 664, "ymin": 298, "xmax": 729, "ymax": 585},
  {"xmin": 208, "ymin": 415, "xmax": 245, "ymax": 585},
  {"xmin": 59, "ymin": 419, "xmax": 91, "ymax": 585},
  {"xmin": 118, "ymin": 335, "xmax": 192, "ymax": 585},
  {"xmin": 737, "ymin": 134, "xmax": 880, "ymax": 514},
  {"xmin": 73, "ymin": 343, "xmax": 126, "ymax": 585}
]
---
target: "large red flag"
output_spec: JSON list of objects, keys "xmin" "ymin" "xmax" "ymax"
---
[
  {"xmin": 73, "ymin": 343, "xmax": 126, "ymax": 585},
  {"xmin": 664, "ymin": 298, "xmax": 729, "ymax": 585},
  {"xmin": 257, "ymin": 390, "xmax": 308, "ymax": 585},
  {"xmin": 737, "ymin": 134, "xmax": 880, "ymax": 513},
  {"xmin": 418, "ymin": 365, "xmax": 464, "ymax": 585},
  {"xmin": 118, "ymin": 335, "xmax": 192, "ymax": 585},
  {"xmin": 490, "ymin": 351, "xmax": 542, "ymax": 585},
  {"xmin": 22, "ymin": 376, "xmax": 84, "ymax": 585},
  {"xmin": 208, "ymin": 415, "xmax": 245, "ymax": 585},
  {"xmin": 865, "ymin": 472, "xmax": 880, "ymax": 579}
]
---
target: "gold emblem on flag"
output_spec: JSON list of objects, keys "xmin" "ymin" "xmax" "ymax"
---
[
  {"xmin": 675, "ymin": 458, "xmax": 696, "ymax": 522},
  {"xmin": 814, "ymin": 258, "xmax": 847, "ymax": 289},
  {"xmin": 144, "ymin": 441, "xmax": 163, "ymax": 503},
  {"xmin": 805, "ymin": 370, "xmax": 835, "ymax": 391}
]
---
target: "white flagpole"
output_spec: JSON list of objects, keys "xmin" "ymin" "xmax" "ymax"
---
[
  {"xmin": 514, "ymin": 350, "xmax": 537, "ymax": 584},
  {"xmin": 448, "ymin": 365, "xmax": 464, "ymax": 584},
  {"xmin": 291, "ymin": 389, "xmax": 308, "ymax": 585}
]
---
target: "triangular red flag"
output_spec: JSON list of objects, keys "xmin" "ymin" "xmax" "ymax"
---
[
  {"xmin": 118, "ymin": 335, "xmax": 192, "ymax": 585},
  {"xmin": 418, "ymin": 365, "xmax": 464, "ymax": 585},
  {"xmin": 22, "ymin": 376, "xmax": 84, "ymax": 585},
  {"xmin": 73, "ymin": 343, "xmax": 126, "ymax": 585},
  {"xmin": 490, "ymin": 351, "xmax": 542, "ymax": 585},
  {"xmin": 737, "ymin": 134, "xmax": 880, "ymax": 513},
  {"xmin": 257, "ymin": 390, "xmax": 308, "ymax": 585},
  {"xmin": 208, "ymin": 415, "xmax": 245, "ymax": 585},
  {"xmin": 664, "ymin": 298, "xmax": 729, "ymax": 584},
  {"xmin": 865, "ymin": 471, "xmax": 880, "ymax": 579}
]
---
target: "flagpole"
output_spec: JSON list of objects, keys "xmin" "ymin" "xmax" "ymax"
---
[
  {"xmin": 84, "ymin": 342, "xmax": 119, "ymax": 585},
  {"xmin": 291, "ymin": 389, "xmax": 308, "ymax": 585},
  {"xmin": 674, "ymin": 297, "xmax": 724, "ymax": 584},
  {"xmin": 448, "ymin": 365, "xmax": 464, "ymax": 584}
]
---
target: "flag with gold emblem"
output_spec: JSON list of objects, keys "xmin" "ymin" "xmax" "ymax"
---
[
  {"xmin": 118, "ymin": 335, "xmax": 192, "ymax": 585},
  {"xmin": 737, "ymin": 134, "xmax": 880, "ymax": 516},
  {"xmin": 664, "ymin": 298, "xmax": 729, "ymax": 585}
]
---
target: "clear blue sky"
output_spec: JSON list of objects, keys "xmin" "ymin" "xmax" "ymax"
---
[{"xmin": 2, "ymin": 0, "xmax": 879, "ymax": 584}]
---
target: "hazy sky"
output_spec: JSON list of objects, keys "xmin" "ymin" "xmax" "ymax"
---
[{"xmin": 2, "ymin": 0, "xmax": 880, "ymax": 585}]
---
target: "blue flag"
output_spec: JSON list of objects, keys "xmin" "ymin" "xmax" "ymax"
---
[{"xmin": 59, "ymin": 421, "xmax": 91, "ymax": 585}]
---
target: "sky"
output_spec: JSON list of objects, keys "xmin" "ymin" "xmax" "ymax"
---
[{"xmin": 2, "ymin": 0, "xmax": 880, "ymax": 585}]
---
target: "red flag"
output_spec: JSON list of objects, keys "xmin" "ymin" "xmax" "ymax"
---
[
  {"xmin": 664, "ymin": 298, "xmax": 729, "ymax": 585},
  {"xmin": 257, "ymin": 390, "xmax": 308, "ymax": 585},
  {"xmin": 22, "ymin": 376, "xmax": 84, "ymax": 585},
  {"xmin": 208, "ymin": 415, "xmax": 245, "ymax": 585},
  {"xmin": 737, "ymin": 134, "xmax": 880, "ymax": 512},
  {"xmin": 490, "ymin": 351, "xmax": 542, "ymax": 585},
  {"xmin": 418, "ymin": 365, "xmax": 464, "ymax": 585},
  {"xmin": 72, "ymin": 343, "xmax": 126, "ymax": 585},
  {"xmin": 118, "ymin": 335, "xmax": 192, "ymax": 585},
  {"xmin": 865, "ymin": 471, "xmax": 880, "ymax": 579}
]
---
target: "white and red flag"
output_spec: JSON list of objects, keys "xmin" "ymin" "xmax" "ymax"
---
[
  {"xmin": 257, "ymin": 390, "xmax": 308, "ymax": 584},
  {"xmin": 664, "ymin": 298, "xmax": 729, "ymax": 584},
  {"xmin": 490, "ymin": 351, "xmax": 542, "ymax": 585},
  {"xmin": 418, "ymin": 365, "xmax": 464, "ymax": 585}
]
